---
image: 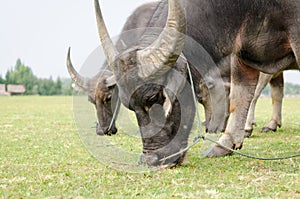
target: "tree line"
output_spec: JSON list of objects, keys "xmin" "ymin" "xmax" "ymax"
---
[
  {"xmin": 261, "ymin": 82, "xmax": 300, "ymax": 96},
  {"xmin": 0, "ymin": 59, "xmax": 73, "ymax": 95}
]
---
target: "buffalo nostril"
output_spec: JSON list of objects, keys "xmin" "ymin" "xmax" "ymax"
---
[
  {"xmin": 104, "ymin": 127, "xmax": 117, "ymax": 136},
  {"xmin": 111, "ymin": 127, "xmax": 118, "ymax": 135}
]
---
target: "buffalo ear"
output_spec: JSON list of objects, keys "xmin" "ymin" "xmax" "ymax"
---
[{"xmin": 105, "ymin": 75, "xmax": 116, "ymax": 88}]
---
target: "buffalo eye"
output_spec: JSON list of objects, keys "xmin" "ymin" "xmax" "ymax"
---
[
  {"xmin": 144, "ymin": 92, "xmax": 165, "ymax": 109},
  {"xmin": 147, "ymin": 94, "xmax": 159, "ymax": 103},
  {"xmin": 143, "ymin": 94, "xmax": 159, "ymax": 113}
]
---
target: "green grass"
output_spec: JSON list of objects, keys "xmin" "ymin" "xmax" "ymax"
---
[{"xmin": 1, "ymin": 96, "xmax": 300, "ymax": 198}]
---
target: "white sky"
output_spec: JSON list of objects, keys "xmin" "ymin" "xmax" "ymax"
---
[
  {"xmin": 0, "ymin": 0, "xmax": 148, "ymax": 78},
  {"xmin": 0, "ymin": 0, "xmax": 299, "ymax": 84}
]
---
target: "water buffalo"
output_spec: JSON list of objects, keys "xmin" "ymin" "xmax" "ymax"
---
[
  {"xmin": 66, "ymin": 2, "xmax": 164, "ymax": 136},
  {"xmin": 204, "ymin": 1, "xmax": 300, "ymax": 156},
  {"xmin": 68, "ymin": 1, "xmax": 225, "ymax": 142},
  {"xmin": 67, "ymin": 51, "xmax": 118, "ymax": 136},
  {"xmin": 94, "ymin": 0, "xmax": 212, "ymax": 166},
  {"xmin": 79, "ymin": 0, "xmax": 300, "ymax": 165},
  {"xmin": 68, "ymin": 0, "xmax": 287, "ymax": 139},
  {"xmin": 68, "ymin": 1, "xmax": 279, "ymax": 140}
]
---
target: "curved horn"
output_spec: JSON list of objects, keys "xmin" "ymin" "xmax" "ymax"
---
[
  {"xmin": 94, "ymin": 0, "xmax": 118, "ymax": 72},
  {"xmin": 66, "ymin": 48, "xmax": 88, "ymax": 90},
  {"xmin": 137, "ymin": 0, "xmax": 186, "ymax": 79}
]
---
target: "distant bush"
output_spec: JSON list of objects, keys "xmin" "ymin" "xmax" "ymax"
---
[{"xmin": 262, "ymin": 82, "xmax": 300, "ymax": 96}]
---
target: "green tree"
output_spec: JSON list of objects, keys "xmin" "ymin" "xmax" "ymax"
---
[
  {"xmin": 5, "ymin": 69, "xmax": 11, "ymax": 84},
  {"xmin": 15, "ymin": 58, "xmax": 22, "ymax": 70},
  {"xmin": 37, "ymin": 78, "xmax": 51, "ymax": 95},
  {"xmin": 61, "ymin": 78, "xmax": 73, "ymax": 95},
  {"xmin": 5, "ymin": 59, "xmax": 37, "ymax": 95},
  {"xmin": 0, "ymin": 74, "xmax": 4, "ymax": 84},
  {"xmin": 284, "ymin": 83, "xmax": 300, "ymax": 95},
  {"xmin": 55, "ymin": 77, "xmax": 62, "ymax": 95},
  {"xmin": 48, "ymin": 76, "xmax": 56, "ymax": 95},
  {"xmin": 3, "ymin": 58, "xmax": 74, "ymax": 96}
]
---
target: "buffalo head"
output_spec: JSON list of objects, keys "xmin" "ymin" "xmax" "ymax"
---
[
  {"xmin": 67, "ymin": 49, "xmax": 118, "ymax": 135},
  {"xmin": 94, "ymin": 0, "xmax": 196, "ymax": 167}
]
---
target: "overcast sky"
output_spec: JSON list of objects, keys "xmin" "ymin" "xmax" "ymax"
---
[
  {"xmin": 0, "ymin": 0, "xmax": 299, "ymax": 84},
  {"xmin": 0, "ymin": 0, "xmax": 148, "ymax": 78}
]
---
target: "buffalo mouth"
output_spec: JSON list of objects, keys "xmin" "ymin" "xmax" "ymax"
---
[
  {"xmin": 140, "ymin": 147, "xmax": 187, "ymax": 167},
  {"xmin": 96, "ymin": 124, "xmax": 117, "ymax": 136},
  {"xmin": 104, "ymin": 126, "xmax": 117, "ymax": 136},
  {"xmin": 140, "ymin": 126, "xmax": 189, "ymax": 167},
  {"xmin": 137, "ymin": 100, "xmax": 191, "ymax": 167}
]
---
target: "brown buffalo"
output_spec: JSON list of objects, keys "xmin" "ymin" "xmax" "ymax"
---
[{"xmin": 67, "ymin": 50, "xmax": 118, "ymax": 135}]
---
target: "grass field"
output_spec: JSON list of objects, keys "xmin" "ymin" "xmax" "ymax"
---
[{"xmin": 1, "ymin": 96, "xmax": 300, "ymax": 198}]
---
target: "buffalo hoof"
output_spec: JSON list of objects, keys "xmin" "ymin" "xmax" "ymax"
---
[
  {"xmin": 204, "ymin": 144, "xmax": 233, "ymax": 157},
  {"xmin": 261, "ymin": 127, "xmax": 276, "ymax": 133},
  {"xmin": 244, "ymin": 129, "xmax": 253, "ymax": 138},
  {"xmin": 204, "ymin": 133, "xmax": 244, "ymax": 157}
]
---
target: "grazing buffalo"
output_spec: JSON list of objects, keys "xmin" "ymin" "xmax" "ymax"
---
[
  {"xmin": 69, "ymin": 0, "xmax": 288, "ymax": 139},
  {"xmin": 94, "ymin": 0, "xmax": 211, "ymax": 166},
  {"xmin": 67, "ymin": 51, "xmax": 118, "ymax": 136},
  {"xmin": 68, "ymin": 1, "xmax": 223, "ymax": 139},
  {"xmin": 203, "ymin": 1, "xmax": 300, "ymax": 156},
  {"xmin": 66, "ymin": 2, "xmax": 164, "ymax": 136},
  {"xmin": 76, "ymin": 0, "xmax": 300, "ymax": 166}
]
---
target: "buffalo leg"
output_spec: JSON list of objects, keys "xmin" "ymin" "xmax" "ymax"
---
[
  {"xmin": 261, "ymin": 72, "xmax": 283, "ymax": 132},
  {"xmin": 289, "ymin": 25, "xmax": 300, "ymax": 71},
  {"xmin": 244, "ymin": 73, "xmax": 273, "ymax": 137},
  {"xmin": 205, "ymin": 55, "xmax": 259, "ymax": 157}
]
